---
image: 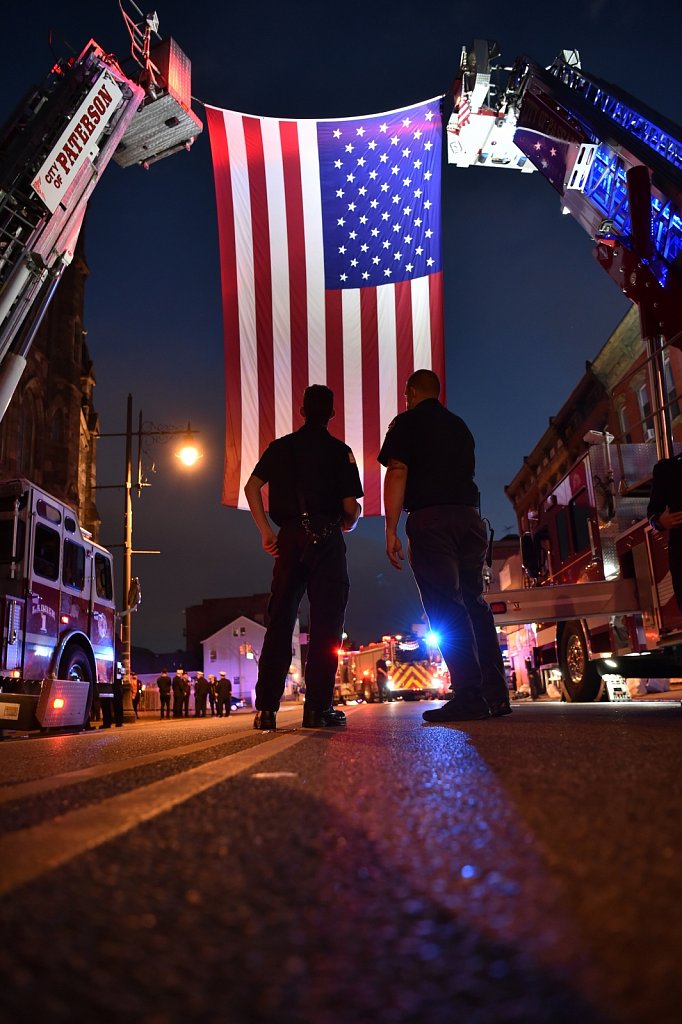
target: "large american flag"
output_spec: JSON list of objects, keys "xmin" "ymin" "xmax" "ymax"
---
[{"xmin": 206, "ymin": 96, "xmax": 445, "ymax": 515}]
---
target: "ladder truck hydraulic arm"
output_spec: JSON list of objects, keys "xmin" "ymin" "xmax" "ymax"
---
[
  {"xmin": 0, "ymin": 8, "xmax": 202, "ymax": 421},
  {"xmin": 449, "ymin": 40, "xmax": 682, "ymax": 458}
]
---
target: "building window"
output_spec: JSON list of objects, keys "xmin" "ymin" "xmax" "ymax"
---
[
  {"xmin": 662, "ymin": 350, "xmax": 680, "ymax": 421},
  {"xmin": 17, "ymin": 398, "xmax": 35, "ymax": 476},
  {"xmin": 637, "ymin": 384, "xmax": 655, "ymax": 440},
  {"xmin": 50, "ymin": 408, "xmax": 65, "ymax": 443},
  {"xmin": 73, "ymin": 319, "xmax": 82, "ymax": 364},
  {"xmin": 617, "ymin": 404, "xmax": 632, "ymax": 443}
]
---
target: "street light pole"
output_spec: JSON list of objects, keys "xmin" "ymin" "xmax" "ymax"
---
[
  {"xmin": 121, "ymin": 393, "xmax": 134, "ymax": 712},
  {"xmin": 98, "ymin": 393, "xmax": 201, "ymax": 723}
]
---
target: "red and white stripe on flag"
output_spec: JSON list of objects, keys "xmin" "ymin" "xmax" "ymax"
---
[{"xmin": 205, "ymin": 99, "xmax": 445, "ymax": 516}]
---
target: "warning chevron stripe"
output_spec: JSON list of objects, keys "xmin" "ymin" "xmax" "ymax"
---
[{"xmin": 391, "ymin": 663, "xmax": 433, "ymax": 691}]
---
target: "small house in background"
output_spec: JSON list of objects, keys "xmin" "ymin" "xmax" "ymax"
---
[{"xmin": 201, "ymin": 614, "xmax": 303, "ymax": 705}]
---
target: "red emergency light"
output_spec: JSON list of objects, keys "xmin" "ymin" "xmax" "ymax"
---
[{"xmin": 488, "ymin": 601, "xmax": 508, "ymax": 615}]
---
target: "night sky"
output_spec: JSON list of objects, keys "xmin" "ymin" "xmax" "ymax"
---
[{"xmin": 1, "ymin": 0, "xmax": 680, "ymax": 652}]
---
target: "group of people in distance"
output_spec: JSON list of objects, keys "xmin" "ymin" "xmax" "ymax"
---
[
  {"xmin": 155, "ymin": 668, "xmax": 235, "ymax": 720},
  {"xmin": 244, "ymin": 371, "xmax": 511, "ymax": 732}
]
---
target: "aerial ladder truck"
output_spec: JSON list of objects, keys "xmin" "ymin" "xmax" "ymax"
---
[
  {"xmin": 0, "ymin": 7, "xmax": 202, "ymax": 731},
  {"xmin": 448, "ymin": 42, "xmax": 682, "ymax": 700}
]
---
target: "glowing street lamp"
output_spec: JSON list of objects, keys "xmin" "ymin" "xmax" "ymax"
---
[{"xmin": 175, "ymin": 427, "xmax": 202, "ymax": 467}]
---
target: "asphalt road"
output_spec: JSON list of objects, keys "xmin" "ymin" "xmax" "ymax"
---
[{"xmin": 0, "ymin": 699, "xmax": 680, "ymax": 1024}]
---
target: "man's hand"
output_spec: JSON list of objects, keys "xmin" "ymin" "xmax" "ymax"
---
[
  {"xmin": 245, "ymin": 474, "xmax": 279, "ymax": 556},
  {"xmin": 386, "ymin": 526, "xmax": 404, "ymax": 570},
  {"xmin": 659, "ymin": 508, "xmax": 682, "ymax": 530},
  {"xmin": 261, "ymin": 529, "xmax": 279, "ymax": 556},
  {"xmin": 341, "ymin": 497, "xmax": 362, "ymax": 533},
  {"xmin": 383, "ymin": 459, "xmax": 407, "ymax": 569}
]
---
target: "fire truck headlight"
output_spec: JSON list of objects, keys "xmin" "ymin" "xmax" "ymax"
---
[{"xmin": 387, "ymin": 678, "xmax": 395, "ymax": 689}]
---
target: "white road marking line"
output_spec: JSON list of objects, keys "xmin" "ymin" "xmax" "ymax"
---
[
  {"xmin": 252, "ymin": 771, "xmax": 298, "ymax": 778},
  {"xmin": 0, "ymin": 731, "xmax": 261, "ymax": 804},
  {"xmin": 0, "ymin": 732, "xmax": 306, "ymax": 896}
]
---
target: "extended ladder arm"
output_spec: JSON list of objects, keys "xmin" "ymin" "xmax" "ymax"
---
[{"xmin": 0, "ymin": 17, "xmax": 202, "ymax": 421}]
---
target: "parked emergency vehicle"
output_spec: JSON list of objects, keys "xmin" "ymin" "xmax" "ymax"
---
[
  {"xmin": 487, "ymin": 438, "xmax": 682, "ymax": 702},
  {"xmin": 450, "ymin": 42, "xmax": 682, "ymax": 701},
  {"xmin": 0, "ymin": 479, "xmax": 117, "ymax": 730},
  {"xmin": 336, "ymin": 634, "xmax": 449, "ymax": 703}
]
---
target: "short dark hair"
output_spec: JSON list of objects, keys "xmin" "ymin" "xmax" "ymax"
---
[
  {"xmin": 303, "ymin": 384, "xmax": 334, "ymax": 425},
  {"xmin": 407, "ymin": 369, "xmax": 440, "ymax": 397}
]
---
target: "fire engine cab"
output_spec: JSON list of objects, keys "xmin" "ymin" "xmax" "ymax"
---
[
  {"xmin": 0, "ymin": 479, "xmax": 116, "ymax": 730},
  {"xmin": 336, "ymin": 634, "xmax": 449, "ymax": 703}
]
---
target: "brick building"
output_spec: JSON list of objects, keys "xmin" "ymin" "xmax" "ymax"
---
[{"xmin": 505, "ymin": 306, "xmax": 682, "ymax": 532}]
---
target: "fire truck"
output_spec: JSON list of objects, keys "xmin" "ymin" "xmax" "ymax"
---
[
  {"xmin": 0, "ymin": 7, "xmax": 201, "ymax": 730},
  {"xmin": 0, "ymin": 479, "xmax": 119, "ymax": 730},
  {"xmin": 449, "ymin": 43, "xmax": 682, "ymax": 700},
  {"xmin": 336, "ymin": 634, "xmax": 449, "ymax": 703}
]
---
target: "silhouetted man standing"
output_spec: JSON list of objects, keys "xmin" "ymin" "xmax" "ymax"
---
[
  {"xmin": 379, "ymin": 369, "xmax": 510, "ymax": 722},
  {"xmin": 157, "ymin": 669, "xmax": 171, "ymax": 719},
  {"xmin": 245, "ymin": 385, "xmax": 362, "ymax": 730}
]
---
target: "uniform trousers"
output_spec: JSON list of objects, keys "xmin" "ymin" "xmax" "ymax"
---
[
  {"xmin": 256, "ymin": 522, "xmax": 349, "ymax": 713},
  {"xmin": 406, "ymin": 504, "xmax": 508, "ymax": 705}
]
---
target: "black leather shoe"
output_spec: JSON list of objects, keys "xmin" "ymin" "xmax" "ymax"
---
[
  {"xmin": 487, "ymin": 700, "xmax": 512, "ymax": 718},
  {"xmin": 253, "ymin": 710, "xmax": 277, "ymax": 730},
  {"xmin": 422, "ymin": 695, "xmax": 490, "ymax": 723},
  {"xmin": 302, "ymin": 706, "xmax": 347, "ymax": 728}
]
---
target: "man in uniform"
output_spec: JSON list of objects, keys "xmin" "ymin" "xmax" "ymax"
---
[
  {"xmin": 375, "ymin": 657, "xmax": 389, "ymax": 703},
  {"xmin": 208, "ymin": 674, "xmax": 218, "ymax": 716},
  {"xmin": 216, "ymin": 672, "xmax": 232, "ymax": 717},
  {"xmin": 194, "ymin": 671, "xmax": 209, "ymax": 717},
  {"xmin": 378, "ymin": 369, "xmax": 510, "ymax": 722},
  {"xmin": 157, "ymin": 669, "xmax": 172, "ymax": 719},
  {"xmin": 245, "ymin": 385, "xmax": 363, "ymax": 730},
  {"xmin": 172, "ymin": 669, "xmax": 185, "ymax": 718},
  {"xmin": 181, "ymin": 672, "xmax": 191, "ymax": 717}
]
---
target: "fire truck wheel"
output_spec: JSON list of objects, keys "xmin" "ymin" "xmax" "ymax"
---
[
  {"xmin": 363, "ymin": 684, "xmax": 374, "ymax": 703},
  {"xmin": 59, "ymin": 642, "xmax": 95, "ymax": 728},
  {"xmin": 558, "ymin": 621, "xmax": 601, "ymax": 702}
]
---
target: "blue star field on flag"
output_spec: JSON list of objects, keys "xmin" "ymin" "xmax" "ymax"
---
[{"xmin": 318, "ymin": 98, "xmax": 443, "ymax": 290}]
